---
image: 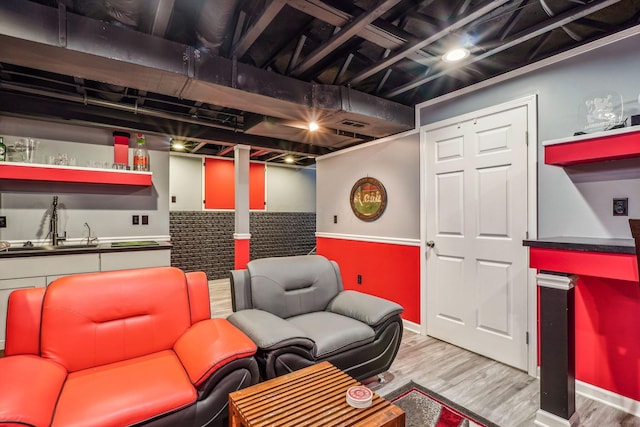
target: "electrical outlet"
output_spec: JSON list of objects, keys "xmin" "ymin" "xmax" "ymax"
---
[
  {"xmin": 132, "ymin": 215, "xmax": 139, "ymax": 225},
  {"xmin": 357, "ymin": 274, "xmax": 362, "ymax": 284},
  {"xmin": 333, "ymin": 215, "xmax": 337, "ymax": 224},
  {"xmin": 0, "ymin": 216, "xmax": 6, "ymax": 228},
  {"xmin": 613, "ymin": 198, "xmax": 628, "ymax": 216},
  {"xmin": 142, "ymin": 215, "xmax": 149, "ymax": 225},
  {"xmin": 171, "ymin": 196, "xmax": 177, "ymax": 203}
]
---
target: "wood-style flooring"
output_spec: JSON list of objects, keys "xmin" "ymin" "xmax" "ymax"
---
[{"xmin": 209, "ymin": 279, "xmax": 640, "ymax": 427}]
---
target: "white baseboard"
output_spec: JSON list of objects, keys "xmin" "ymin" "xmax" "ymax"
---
[
  {"xmin": 534, "ymin": 369, "xmax": 640, "ymax": 418},
  {"xmin": 534, "ymin": 410, "xmax": 579, "ymax": 427},
  {"xmin": 576, "ymin": 380, "xmax": 640, "ymax": 418},
  {"xmin": 402, "ymin": 319, "xmax": 421, "ymax": 334}
]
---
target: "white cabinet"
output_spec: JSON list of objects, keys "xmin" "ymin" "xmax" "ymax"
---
[
  {"xmin": 100, "ymin": 249, "xmax": 171, "ymax": 271},
  {"xmin": 0, "ymin": 254, "xmax": 100, "ymax": 281}
]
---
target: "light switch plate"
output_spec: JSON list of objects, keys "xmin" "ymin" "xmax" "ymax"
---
[
  {"xmin": 613, "ymin": 198, "xmax": 628, "ymax": 216},
  {"xmin": 0, "ymin": 216, "xmax": 6, "ymax": 228}
]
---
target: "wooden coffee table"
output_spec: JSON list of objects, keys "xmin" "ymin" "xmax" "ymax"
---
[{"xmin": 228, "ymin": 361, "xmax": 405, "ymax": 427}]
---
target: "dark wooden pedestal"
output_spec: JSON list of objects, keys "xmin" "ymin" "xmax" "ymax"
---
[{"xmin": 534, "ymin": 273, "xmax": 580, "ymax": 427}]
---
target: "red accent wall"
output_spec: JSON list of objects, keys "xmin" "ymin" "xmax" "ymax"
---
[
  {"xmin": 316, "ymin": 237, "xmax": 420, "ymax": 324},
  {"xmin": 575, "ymin": 275, "xmax": 640, "ymax": 401},
  {"xmin": 204, "ymin": 158, "xmax": 265, "ymax": 210}
]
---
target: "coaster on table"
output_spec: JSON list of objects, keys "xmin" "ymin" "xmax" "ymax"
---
[{"xmin": 346, "ymin": 385, "xmax": 373, "ymax": 408}]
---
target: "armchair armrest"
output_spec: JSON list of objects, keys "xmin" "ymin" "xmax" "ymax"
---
[
  {"xmin": 327, "ymin": 290, "xmax": 403, "ymax": 327},
  {"xmin": 174, "ymin": 318, "xmax": 256, "ymax": 387},
  {"xmin": 227, "ymin": 309, "xmax": 315, "ymax": 351},
  {"xmin": 0, "ymin": 355, "xmax": 67, "ymax": 427}
]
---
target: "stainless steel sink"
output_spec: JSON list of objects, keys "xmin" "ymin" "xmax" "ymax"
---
[{"xmin": 3, "ymin": 243, "xmax": 99, "ymax": 252}]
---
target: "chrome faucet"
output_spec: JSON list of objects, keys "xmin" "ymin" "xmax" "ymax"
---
[
  {"xmin": 50, "ymin": 196, "xmax": 66, "ymax": 246},
  {"xmin": 84, "ymin": 222, "xmax": 98, "ymax": 245}
]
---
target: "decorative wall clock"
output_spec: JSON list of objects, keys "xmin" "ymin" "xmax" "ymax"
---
[{"xmin": 350, "ymin": 177, "xmax": 387, "ymax": 221}]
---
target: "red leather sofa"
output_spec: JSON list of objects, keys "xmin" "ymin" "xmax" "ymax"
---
[{"xmin": 0, "ymin": 267, "xmax": 259, "ymax": 427}]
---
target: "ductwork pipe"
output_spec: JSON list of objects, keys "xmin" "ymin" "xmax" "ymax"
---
[{"xmin": 196, "ymin": 0, "xmax": 240, "ymax": 55}]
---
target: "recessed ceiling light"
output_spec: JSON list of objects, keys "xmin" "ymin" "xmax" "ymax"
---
[
  {"xmin": 308, "ymin": 122, "xmax": 319, "ymax": 132},
  {"xmin": 284, "ymin": 155, "xmax": 295, "ymax": 164},
  {"xmin": 442, "ymin": 47, "xmax": 470, "ymax": 63},
  {"xmin": 172, "ymin": 142, "xmax": 185, "ymax": 151}
]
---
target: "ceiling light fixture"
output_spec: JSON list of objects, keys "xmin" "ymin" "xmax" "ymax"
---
[
  {"xmin": 308, "ymin": 122, "xmax": 319, "ymax": 132},
  {"xmin": 284, "ymin": 155, "xmax": 295, "ymax": 164},
  {"xmin": 172, "ymin": 141, "xmax": 186, "ymax": 151},
  {"xmin": 442, "ymin": 47, "xmax": 470, "ymax": 63}
]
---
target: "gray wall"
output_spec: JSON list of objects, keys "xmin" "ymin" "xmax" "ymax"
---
[
  {"xmin": 418, "ymin": 31, "xmax": 640, "ymax": 239},
  {"xmin": 266, "ymin": 165, "xmax": 316, "ymax": 212},
  {"xmin": 316, "ymin": 130, "xmax": 420, "ymax": 240},
  {"xmin": 0, "ymin": 116, "xmax": 170, "ymax": 244},
  {"xmin": 169, "ymin": 155, "xmax": 203, "ymax": 211}
]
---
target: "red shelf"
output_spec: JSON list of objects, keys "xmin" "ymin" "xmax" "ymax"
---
[
  {"xmin": 0, "ymin": 163, "xmax": 152, "ymax": 186},
  {"xmin": 544, "ymin": 128, "xmax": 640, "ymax": 166}
]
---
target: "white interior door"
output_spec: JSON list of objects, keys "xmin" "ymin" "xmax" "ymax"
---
[{"xmin": 424, "ymin": 103, "xmax": 529, "ymax": 370}]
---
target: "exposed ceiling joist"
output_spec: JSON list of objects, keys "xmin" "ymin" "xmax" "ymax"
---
[
  {"xmin": 231, "ymin": 0, "xmax": 287, "ymax": 58},
  {"xmin": 289, "ymin": 0, "xmax": 401, "ymax": 77}
]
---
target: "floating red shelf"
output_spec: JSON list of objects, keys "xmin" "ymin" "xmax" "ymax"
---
[
  {"xmin": 0, "ymin": 163, "xmax": 152, "ymax": 186},
  {"xmin": 544, "ymin": 128, "xmax": 640, "ymax": 166}
]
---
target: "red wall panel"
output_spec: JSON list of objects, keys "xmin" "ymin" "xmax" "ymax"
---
[
  {"xmin": 575, "ymin": 276, "xmax": 640, "ymax": 401},
  {"xmin": 316, "ymin": 237, "xmax": 420, "ymax": 324},
  {"xmin": 204, "ymin": 158, "xmax": 265, "ymax": 210}
]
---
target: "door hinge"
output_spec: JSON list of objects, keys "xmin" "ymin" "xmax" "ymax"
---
[
  {"xmin": 526, "ymin": 231, "xmax": 529, "ymax": 239},
  {"xmin": 525, "ymin": 130, "xmax": 529, "ymax": 145},
  {"xmin": 526, "ymin": 332, "xmax": 529, "ymax": 345}
]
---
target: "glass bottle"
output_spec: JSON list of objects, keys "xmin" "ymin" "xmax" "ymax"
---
[
  {"xmin": 133, "ymin": 133, "xmax": 149, "ymax": 171},
  {"xmin": 0, "ymin": 136, "xmax": 6, "ymax": 162}
]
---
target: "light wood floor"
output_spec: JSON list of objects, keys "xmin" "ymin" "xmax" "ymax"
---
[{"xmin": 210, "ymin": 279, "xmax": 640, "ymax": 427}]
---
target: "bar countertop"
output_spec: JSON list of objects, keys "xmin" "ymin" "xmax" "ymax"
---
[
  {"xmin": 523, "ymin": 236, "xmax": 635, "ymax": 255},
  {"xmin": 0, "ymin": 241, "xmax": 172, "ymax": 258}
]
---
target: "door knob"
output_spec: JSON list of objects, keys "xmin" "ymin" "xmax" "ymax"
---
[{"xmin": 426, "ymin": 240, "xmax": 435, "ymax": 248}]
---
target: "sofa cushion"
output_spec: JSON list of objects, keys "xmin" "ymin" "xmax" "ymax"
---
[
  {"xmin": 52, "ymin": 350, "xmax": 196, "ymax": 427},
  {"xmin": 227, "ymin": 309, "xmax": 315, "ymax": 350},
  {"xmin": 41, "ymin": 267, "xmax": 192, "ymax": 372},
  {"xmin": 287, "ymin": 312, "xmax": 375, "ymax": 358},
  {"xmin": 248, "ymin": 255, "xmax": 342, "ymax": 318},
  {"xmin": 0, "ymin": 355, "xmax": 67, "ymax": 427}
]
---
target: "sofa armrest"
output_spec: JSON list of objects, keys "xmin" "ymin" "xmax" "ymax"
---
[
  {"xmin": 227, "ymin": 309, "xmax": 315, "ymax": 351},
  {"xmin": 327, "ymin": 290, "xmax": 403, "ymax": 327},
  {"xmin": 174, "ymin": 318, "xmax": 257, "ymax": 387},
  {"xmin": 0, "ymin": 355, "xmax": 67, "ymax": 427},
  {"xmin": 186, "ymin": 271, "xmax": 210, "ymax": 323},
  {"xmin": 230, "ymin": 269, "xmax": 252, "ymax": 311},
  {"xmin": 5, "ymin": 287, "xmax": 45, "ymax": 356}
]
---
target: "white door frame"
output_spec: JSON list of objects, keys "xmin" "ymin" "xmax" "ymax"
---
[{"xmin": 419, "ymin": 95, "xmax": 538, "ymax": 377}]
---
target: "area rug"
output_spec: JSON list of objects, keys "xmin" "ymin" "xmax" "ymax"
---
[{"xmin": 385, "ymin": 381, "xmax": 500, "ymax": 427}]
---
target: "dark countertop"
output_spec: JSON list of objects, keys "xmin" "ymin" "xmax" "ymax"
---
[
  {"xmin": 0, "ymin": 241, "xmax": 172, "ymax": 258},
  {"xmin": 523, "ymin": 236, "xmax": 635, "ymax": 254}
]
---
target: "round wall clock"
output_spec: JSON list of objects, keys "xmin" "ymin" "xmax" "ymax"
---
[{"xmin": 350, "ymin": 177, "xmax": 387, "ymax": 222}]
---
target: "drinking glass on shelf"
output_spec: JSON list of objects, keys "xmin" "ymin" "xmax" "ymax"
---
[{"xmin": 24, "ymin": 139, "xmax": 38, "ymax": 163}]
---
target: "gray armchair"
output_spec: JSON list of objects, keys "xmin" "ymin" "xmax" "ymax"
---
[{"xmin": 227, "ymin": 255, "xmax": 404, "ymax": 381}]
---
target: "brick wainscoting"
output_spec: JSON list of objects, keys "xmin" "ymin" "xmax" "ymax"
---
[{"xmin": 170, "ymin": 211, "xmax": 316, "ymax": 279}]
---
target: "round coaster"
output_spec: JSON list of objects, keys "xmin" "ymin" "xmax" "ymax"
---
[{"xmin": 346, "ymin": 385, "xmax": 373, "ymax": 408}]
